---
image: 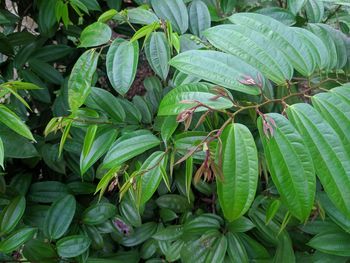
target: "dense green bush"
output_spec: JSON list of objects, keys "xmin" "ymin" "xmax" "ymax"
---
[{"xmin": 0, "ymin": 0, "xmax": 350, "ymax": 262}]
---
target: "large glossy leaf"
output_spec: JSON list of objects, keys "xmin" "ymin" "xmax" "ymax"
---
[
  {"xmin": 292, "ymin": 27, "xmax": 330, "ymax": 70},
  {"xmin": 307, "ymin": 24, "xmax": 339, "ymax": 70},
  {"xmin": 57, "ymin": 235, "xmax": 91, "ymax": 258},
  {"xmin": 43, "ymin": 194, "xmax": 76, "ymax": 240},
  {"xmin": 0, "ymin": 196, "xmax": 26, "ymax": 234},
  {"xmin": 273, "ymin": 233, "xmax": 295, "ymax": 263},
  {"xmin": 255, "ymin": 7, "xmax": 296, "ymax": 26},
  {"xmin": 308, "ymin": 231, "xmax": 350, "ymax": 256},
  {"xmin": 0, "ymin": 227, "xmax": 37, "ymax": 254},
  {"xmin": 0, "ymin": 105, "xmax": 34, "ymax": 141},
  {"xmin": 204, "ymin": 24, "xmax": 293, "ymax": 84},
  {"xmin": 79, "ymin": 22, "xmax": 111, "ymax": 47},
  {"xmin": 286, "ymin": 103, "xmax": 350, "ymax": 217},
  {"xmin": 316, "ymin": 24, "xmax": 347, "ymax": 69},
  {"xmin": 229, "ymin": 13, "xmax": 316, "ymax": 76},
  {"xmin": 80, "ymin": 128, "xmax": 118, "ymax": 175},
  {"xmin": 312, "ymin": 92, "xmax": 350, "ymax": 151},
  {"xmin": 287, "ymin": 0, "xmax": 306, "ymax": 15},
  {"xmin": 0, "ymin": 137, "xmax": 3, "ymax": 169},
  {"xmin": 151, "ymin": 0, "xmax": 188, "ymax": 34},
  {"xmin": 188, "ymin": 0, "xmax": 211, "ymax": 38},
  {"xmin": 181, "ymin": 231, "xmax": 220, "ymax": 263},
  {"xmin": 138, "ymin": 151, "xmax": 166, "ymax": 205},
  {"xmin": 28, "ymin": 181, "xmax": 69, "ymax": 203},
  {"xmin": 23, "ymin": 239, "xmax": 57, "ymax": 263},
  {"xmin": 145, "ymin": 32, "xmax": 170, "ymax": 81},
  {"xmin": 121, "ymin": 222, "xmax": 157, "ymax": 247},
  {"xmin": 86, "ymin": 87, "xmax": 126, "ymax": 122},
  {"xmin": 170, "ymin": 50, "xmax": 264, "ymax": 95},
  {"xmin": 103, "ymin": 130, "xmax": 160, "ymax": 168},
  {"xmin": 258, "ymin": 113, "xmax": 315, "ymax": 221},
  {"xmin": 127, "ymin": 7, "xmax": 159, "ymax": 25},
  {"xmin": 318, "ymin": 192, "xmax": 350, "ymax": 232},
  {"xmin": 68, "ymin": 49, "xmax": 99, "ymax": 112},
  {"xmin": 106, "ymin": 38, "xmax": 139, "ymax": 95},
  {"xmin": 226, "ymin": 232, "xmax": 249, "ymax": 262},
  {"xmin": 217, "ymin": 123, "xmax": 258, "ymax": 221},
  {"xmin": 305, "ymin": 0, "xmax": 324, "ymax": 23},
  {"xmin": 158, "ymin": 82, "xmax": 233, "ymax": 115},
  {"xmin": 82, "ymin": 202, "xmax": 117, "ymax": 225}
]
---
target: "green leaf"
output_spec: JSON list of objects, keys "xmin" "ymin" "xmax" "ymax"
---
[
  {"xmin": 82, "ymin": 203, "xmax": 117, "ymax": 225},
  {"xmin": 103, "ymin": 130, "xmax": 160, "ymax": 168},
  {"xmin": 138, "ymin": 151, "xmax": 167, "ymax": 205},
  {"xmin": 305, "ymin": 0, "xmax": 324, "ymax": 23},
  {"xmin": 183, "ymin": 214, "xmax": 221, "ymax": 235},
  {"xmin": 169, "ymin": 50, "xmax": 263, "ymax": 95},
  {"xmin": 0, "ymin": 81, "xmax": 41, "ymax": 90},
  {"xmin": 86, "ymin": 87, "xmax": 126, "ymax": 122},
  {"xmin": 287, "ymin": 0, "xmax": 306, "ymax": 15},
  {"xmin": 151, "ymin": 0, "xmax": 188, "ymax": 34},
  {"xmin": 68, "ymin": 49, "xmax": 99, "ymax": 112},
  {"xmin": 257, "ymin": 113, "xmax": 315, "ymax": 221},
  {"xmin": 181, "ymin": 231, "xmax": 219, "ymax": 263},
  {"xmin": 226, "ymin": 232, "xmax": 249, "ymax": 263},
  {"xmin": 188, "ymin": 0, "xmax": 211, "ymax": 38},
  {"xmin": 315, "ymin": 24, "xmax": 347, "ymax": 69},
  {"xmin": 286, "ymin": 103, "xmax": 350, "ymax": 217},
  {"xmin": 205, "ymin": 234, "xmax": 227, "ymax": 263},
  {"xmin": 106, "ymin": 38, "xmax": 139, "ymax": 95},
  {"xmin": 227, "ymin": 217, "xmax": 255, "ymax": 233},
  {"xmin": 0, "ymin": 137, "xmax": 3, "ymax": 169},
  {"xmin": 145, "ymin": 32, "xmax": 170, "ymax": 81},
  {"xmin": 318, "ymin": 192, "xmax": 350, "ymax": 232},
  {"xmin": 0, "ymin": 227, "xmax": 37, "ymax": 254},
  {"xmin": 0, "ymin": 105, "xmax": 34, "ymax": 141},
  {"xmin": 158, "ymin": 83, "xmax": 234, "ymax": 116},
  {"xmin": 308, "ymin": 231, "xmax": 350, "ymax": 256},
  {"xmin": 82, "ymin": 125, "xmax": 98, "ymax": 157},
  {"xmin": 312, "ymin": 92, "xmax": 350, "ymax": 151},
  {"xmin": 273, "ymin": 233, "xmax": 295, "ymax": 263},
  {"xmin": 292, "ymin": 27, "xmax": 330, "ymax": 70},
  {"xmin": 307, "ymin": 24, "xmax": 339, "ymax": 70},
  {"xmin": 121, "ymin": 222, "xmax": 157, "ymax": 247},
  {"xmin": 152, "ymin": 225, "xmax": 184, "ymax": 241},
  {"xmin": 126, "ymin": 7, "xmax": 159, "ymax": 25},
  {"xmin": 23, "ymin": 239, "xmax": 57, "ymax": 263},
  {"xmin": 57, "ymin": 235, "xmax": 91, "ymax": 258},
  {"xmin": 130, "ymin": 22, "xmax": 160, "ymax": 43},
  {"xmin": 0, "ymin": 127, "xmax": 37, "ymax": 158},
  {"xmin": 204, "ymin": 24, "xmax": 293, "ymax": 84},
  {"xmin": 98, "ymin": 9, "xmax": 118, "ymax": 23},
  {"xmin": 120, "ymin": 197, "xmax": 141, "ymax": 227},
  {"xmin": 28, "ymin": 59, "xmax": 63, "ymax": 85},
  {"xmin": 266, "ymin": 200, "xmax": 281, "ymax": 224},
  {"xmin": 95, "ymin": 166, "xmax": 120, "ymax": 200},
  {"xmin": 43, "ymin": 194, "xmax": 76, "ymax": 240},
  {"xmin": 185, "ymin": 156, "xmax": 193, "ymax": 203},
  {"xmin": 31, "ymin": 44, "xmax": 72, "ymax": 62},
  {"xmin": 79, "ymin": 22, "xmax": 111, "ymax": 48},
  {"xmin": 238, "ymin": 232, "xmax": 271, "ymax": 260},
  {"xmin": 161, "ymin": 115, "xmax": 178, "ymax": 143},
  {"xmin": 156, "ymin": 194, "xmax": 191, "ymax": 213},
  {"xmin": 0, "ymin": 196, "xmax": 26, "ymax": 234},
  {"xmin": 28, "ymin": 181, "xmax": 69, "ymax": 203},
  {"xmin": 255, "ymin": 7, "xmax": 296, "ymax": 26},
  {"xmin": 217, "ymin": 123, "xmax": 258, "ymax": 221},
  {"xmin": 132, "ymin": 95, "xmax": 153, "ymax": 124},
  {"xmin": 229, "ymin": 13, "xmax": 316, "ymax": 76}
]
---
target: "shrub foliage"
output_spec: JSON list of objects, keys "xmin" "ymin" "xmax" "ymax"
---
[{"xmin": 0, "ymin": 0, "xmax": 350, "ymax": 262}]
